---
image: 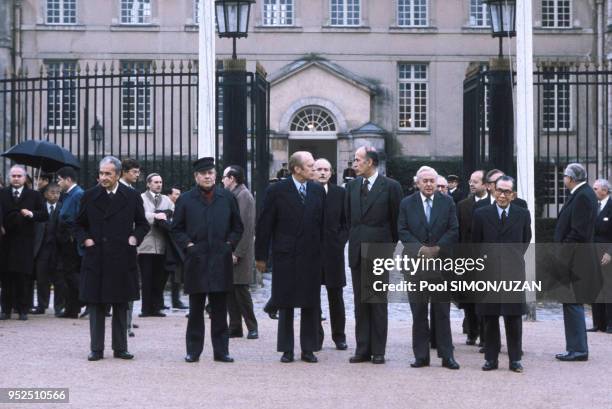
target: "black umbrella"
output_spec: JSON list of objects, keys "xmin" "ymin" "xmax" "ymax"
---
[{"xmin": 1, "ymin": 140, "xmax": 81, "ymax": 172}]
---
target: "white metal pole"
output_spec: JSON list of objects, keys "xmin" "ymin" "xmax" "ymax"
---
[{"xmin": 198, "ymin": 0, "xmax": 216, "ymax": 157}]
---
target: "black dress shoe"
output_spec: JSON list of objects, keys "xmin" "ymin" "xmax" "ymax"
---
[
  {"xmin": 586, "ymin": 327, "xmax": 602, "ymax": 332},
  {"xmin": 132, "ymin": 324, "xmax": 139, "ymax": 329},
  {"xmin": 509, "ymin": 361, "xmax": 523, "ymax": 373},
  {"xmin": 88, "ymin": 351, "xmax": 103, "ymax": 361},
  {"xmin": 301, "ymin": 352, "xmax": 318, "ymax": 363},
  {"xmin": 280, "ymin": 352, "xmax": 294, "ymax": 363},
  {"xmin": 150, "ymin": 311, "xmax": 166, "ymax": 317},
  {"xmin": 372, "ymin": 355, "xmax": 385, "ymax": 364},
  {"xmin": 335, "ymin": 341, "xmax": 348, "ymax": 350},
  {"xmin": 555, "ymin": 351, "xmax": 588, "ymax": 362},
  {"xmin": 57, "ymin": 312, "xmax": 78, "ymax": 319},
  {"xmin": 410, "ymin": 358, "xmax": 430, "ymax": 368},
  {"xmin": 172, "ymin": 301, "xmax": 188, "ymax": 310},
  {"xmin": 18, "ymin": 313, "xmax": 28, "ymax": 321},
  {"xmin": 479, "ymin": 347, "xmax": 486, "ymax": 353},
  {"xmin": 128, "ymin": 331, "xmax": 135, "ymax": 338},
  {"xmin": 113, "ymin": 351, "xmax": 134, "ymax": 360},
  {"xmin": 162, "ymin": 305, "xmax": 170, "ymax": 310},
  {"xmin": 185, "ymin": 354, "xmax": 199, "ymax": 363},
  {"xmin": 349, "ymin": 355, "xmax": 371, "ymax": 363},
  {"xmin": 247, "ymin": 330, "xmax": 258, "ymax": 339},
  {"xmin": 228, "ymin": 331, "xmax": 243, "ymax": 338},
  {"xmin": 482, "ymin": 360, "xmax": 499, "ymax": 371},
  {"xmin": 0, "ymin": 313, "xmax": 11, "ymax": 320},
  {"xmin": 466, "ymin": 337, "xmax": 477, "ymax": 346},
  {"xmin": 214, "ymin": 354, "xmax": 234, "ymax": 363},
  {"xmin": 30, "ymin": 307, "xmax": 45, "ymax": 315},
  {"xmin": 442, "ymin": 357, "xmax": 460, "ymax": 370}
]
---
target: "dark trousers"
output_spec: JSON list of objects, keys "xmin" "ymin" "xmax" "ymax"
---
[
  {"xmin": 138, "ymin": 254, "xmax": 167, "ymax": 314},
  {"xmin": 58, "ymin": 242, "xmax": 81, "ymax": 315},
  {"xmin": 410, "ymin": 301, "xmax": 454, "ymax": 360},
  {"xmin": 89, "ymin": 302, "xmax": 128, "ymax": 353},
  {"xmin": 351, "ymin": 267, "xmax": 388, "ymax": 356},
  {"xmin": 227, "ymin": 284, "xmax": 258, "ymax": 334},
  {"xmin": 186, "ymin": 292, "xmax": 229, "ymax": 358},
  {"xmin": 563, "ymin": 303, "xmax": 588, "ymax": 353},
  {"xmin": 318, "ymin": 286, "xmax": 346, "ymax": 348},
  {"xmin": 1, "ymin": 271, "xmax": 29, "ymax": 314},
  {"xmin": 463, "ymin": 303, "xmax": 481, "ymax": 340},
  {"xmin": 591, "ymin": 303, "xmax": 612, "ymax": 330},
  {"xmin": 483, "ymin": 315, "xmax": 522, "ymax": 362},
  {"xmin": 34, "ymin": 248, "xmax": 61, "ymax": 311},
  {"xmin": 277, "ymin": 307, "xmax": 318, "ymax": 353}
]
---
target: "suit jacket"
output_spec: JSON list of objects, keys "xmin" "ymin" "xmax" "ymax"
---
[
  {"xmin": 473, "ymin": 193, "xmax": 528, "ymax": 211},
  {"xmin": 34, "ymin": 201, "xmax": 62, "ymax": 259},
  {"xmin": 457, "ymin": 194, "xmax": 482, "ymax": 243},
  {"xmin": 345, "ymin": 175, "xmax": 403, "ymax": 269},
  {"xmin": 171, "ymin": 185, "xmax": 243, "ymax": 294},
  {"xmin": 74, "ymin": 183, "xmax": 150, "ymax": 303},
  {"xmin": 450, "ymin": 188, "xmax": 466, "ymax": 204},
  {"xmin": 553, "ymin": 183, "xmax": 602, "ymax": 302},
  {"xmin": 231, "ymin": 184, "xmax": 256, "ymax": 285},
  {"xmin": 58, "ymin": 184, "xmax": 85, "ymax": 256},
  {"xmin": 472, "ymin": 203, "xmax": 532, "ymax": 316},
  {"xmin": 594, "ymin": 198, "xmax": 612, "ymax": 255},
  {"xmin": 0, "ymin": 186, "xmax": 48, "ymax": 274},
  {"xmin": 322, "ymin": 183, "xmax": 349, "ymax": 288},
  {"xmin": 255, "ymin": 178, "xmax": 325, "ymax": 308}
]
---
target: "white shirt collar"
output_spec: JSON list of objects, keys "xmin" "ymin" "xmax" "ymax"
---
[
  {"xmin": 449, "ymin": 187, "xmax": 456, "ymax": 193},
  {"xmin": 496, "ymin": 203, "xmax": 510, "ymax": 218},
  {"xmin": 107, "ymin": 184, "xmax": 119, "ymax": 195},
  {"xmin": 570, "ymin": 181, "xmax": 587, "ymax": 194},
  {"xmin": 13, "ymin": 186, "xmax": 24, "ymax": 194},
  {"xmin": 474, "ymin": 193, "xmax": 487, "ymax": 202},
  {"xmin": 119, "ymin": 178, "xmax": 133, "ymax": 189},
  {"xmin": 599, "ymin": 195, "xmax": 609, "ymax": 209},
  {"xmin": 420, "ymin": 192, "xmax": 434, "ymax": 204},
  {"xmin": 291, "ymin": 176, "xmax": 307, "ymax": 192},
  {"xmin": 323, "ymin": 183, "xmax": 328, "ymax": 193},
  {"xmin": 47, "ymin": 202, "xmax": 56, "ymax": 211},
  {"xmin": 366, "ymin": 172, "xmax": 379, "ymax": 189},
  {"xmin": 66, "ymin": 183, "xmax": 76, "ymax": 194}
]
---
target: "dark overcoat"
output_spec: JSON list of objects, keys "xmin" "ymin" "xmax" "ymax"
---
[
  {"xmin": 255, "ymin": 178, "xmax": 325, "ymax": 309},
  {"xmin": 171, "ymin": 186, "xmax": 243, "ymax": 294},
  {"xmin": 0, "ymin": 187, "xmax": 48, "ymax": 275},
  {"xmin": 74, "ymin": 184, "xmax": 150, "ymax": 303},
  {"xmin": 322, "ymin": 183, "xmax": 348, "ymax": 288},
  {"xmin": 472, "ymin": 203, "xmax": 532, "ymax": 316}
]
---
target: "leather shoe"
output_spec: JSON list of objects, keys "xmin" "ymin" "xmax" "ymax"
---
[
  {"xmin": 410, "ymin": 358, "xmax": 430, "ymax": 368},
  {"xmin": 509, "ymin": 361, "xmax": 524, "ymax": 373},
  {"xmin": 18, "ymin": 313, "xmax": 28, "ymax": 321},
  {"xmin": 280, "ymin": 352, "xmax": 294, "ymax": 363},
  {"xmin": 372, "ymin": 355, "xmax": 385, "ymax": 364},
  {"xmin": 442, "ymin": 357, "xmax": 460, "ymax": 370},
  {"xmin": 335, "ymin": 341, "xmax": 348, "ymax": 350},
  {"xmin": 150, "ymin": 311, "xmax": 166, "ymax": 317},
  {"xmin": 555, "ymin": 351, "xmax": 588, "ymax": 362},
  {"xmin": 228, "ymin": 331, "xmax": 243, "ymax": 338},
  {"xmin": 214, "ymin": 354, "xmax": 234, "ymax": 363},
  {"xmin": 349, "ymin": 355, "xmax": 371, "ymax": 363},
  {"xmin": 128, "ymin": 331, "xmax": 135, "ymax": 337},
  {"xmin": 482, "ymin": 360, "xmax": 499, "ymax": 371},
  {"xmin": 0, "ymin": 313, "xmax": 10, "ymax": 320},
  {"xmin": 30, "ymin": 307, "xmax": 45, "ymax": 315},
  {"xmin": 301, "ymin": 352, "xmax": 318, "ymax": 363},
  {"xmin": 113, "ymin": 351, "xmax": 134, "ymax": 360},
  {"xmin": 88, "ymin": 351, "xmax": 103, "ymax": 361},
  {"xmin": 247, "ymin": 330, "xmax": 258, "ymax": 339},
  {"xmin": 479, "ymin": 347, "xmax": 486, "ymax": 353},
  {"xmin": 57, "ymin": 312, "xmax": 78, "ymax": 319},
  {"xmin": 586, "ymin": 327, "xmax": 602, "ymax": 332},
  {"xmin": 466, "ymin": 337, "xmax": 477, "ymax": 346},
  {"xmin": 185, "ymin": 354, "xmax": 199, "ymax": 363}
]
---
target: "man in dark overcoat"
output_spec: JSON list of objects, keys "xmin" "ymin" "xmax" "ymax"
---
[
  {"xmin": 590, "ymin": 179, "xmax": 612, "ymax": 333},
  {"xmin": 0, "ymin": 165, "xmax": 48, "ymax": 320},
  {"xmin": 74, "ymin": 156, "xmax": 149, "ymax": 361},
  {"xmin": 256, "ymin": 151, "xmax": 325, "ymax": 364},
  {"xmin": 472, "ymin": 176, "xmax": 531, "ymax": 373},
  {"xmin": 171, "ymin": 157, "xmax": 243, "ymax": 363}
]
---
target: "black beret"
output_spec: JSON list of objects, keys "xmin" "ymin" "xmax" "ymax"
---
[{"xmin": 193, "ymin": 157, "xmax": 215, "ymax": 172}]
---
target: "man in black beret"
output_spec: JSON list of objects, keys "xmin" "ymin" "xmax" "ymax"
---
[{"xmin": 171, "ymin": 157, "xmax": 244, "ymax": 363}]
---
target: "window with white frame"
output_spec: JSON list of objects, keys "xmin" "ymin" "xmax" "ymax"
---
[
  {"xmin": 542, "ymin": 66, "xmax": 571, "ymax": 131},
  {"xmin": 121, "ymin": 0, "xmax": 152, "ymax": 24},
  {"xmin": 398, "ymin": 63, "xmax": 428, "ymax": 130},
  {"xmin": 47, "ymin": 61, "xmax": 77, "ymax": 130},
  {"xmin": 330, "ymin": 0, "xmax": 360, "ymax": 26},
  {"xmin": 397, "ymin": 0, "xmax": 428, "ymax": 27},
  {"xmin": 542, "ymin": 0, "xmax": 571, "ymax": 28},
  {"xmin": 290, "ymin": 107, "xmax": 337, "ymax": 132},
  {"xmin": 263, "ymin": 0, "xmax": 294, "ymax": 26},
  {"xmin": 47, "ymin": 0, "xmax": 76, "ymax": 24},
  {"xmin": 469, "ymin": 0, "xmax": 490, "ymax": 27},
  {"xmin": 194, "ymin": 0, "xmax": 201, "ymax": 24},
  {"xmin": 121, "ymin": 61, "xmax": 152, "ymax": 130}
]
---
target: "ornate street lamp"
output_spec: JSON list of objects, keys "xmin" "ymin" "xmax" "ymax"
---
[
  {"xmin": 90, "ymin": 118, "xmax": 104, "ymax": 153},
  {"xmin": 215, "ymin": 0, "xmax": 255, "ymax": 59},
  {"xmin": 484, "ymin": 0, "xmax": 516, "ymax": 57}
]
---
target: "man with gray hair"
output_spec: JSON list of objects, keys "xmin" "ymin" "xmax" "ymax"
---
[
  {"xmin": 437, "ymin": 176, "xmax": 449, "ymax": 195},
  {"xmin": 590, "ymin": 178, "xmax": 612, "ymax": 333},
  {"xmin": 554, "ymin": 163, "xmax": 601, "ymax": 361}
]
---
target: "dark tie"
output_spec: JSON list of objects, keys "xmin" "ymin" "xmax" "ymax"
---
[
  {"xmin": 298, "ymin": 184, "xmax": 307, "ymax": 204},
  {"xmin": 501, "ymin": 209, "xmax": 507, "ymax": 226},
  {"xmin": 49, "ymin": 205, "xmax": 55, "ymax": 215},
  {"xmin": 108, "ymin": 192, "xmax": 115, "ymax": 200},
  {"xmin": 154, "ymin": 194, "xmax": 161, "ymax": 208},
  {"xmin": 425, "ymin": 198, "xmax": 432, "ymax": 223},
  {"xmin": 361, "ymin": 179, "xmax": 370, "ymax": 198},
  {"xmin": 13, "ymin": 189, "xmax": 19, "ymax": 200}
]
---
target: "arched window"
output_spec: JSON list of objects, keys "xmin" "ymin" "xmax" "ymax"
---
[{"xmin": 290, "ymin": 106, "xmax": 337, "ymax": 132}]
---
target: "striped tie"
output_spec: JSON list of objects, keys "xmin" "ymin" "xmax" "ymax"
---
[{"xmin": 299, "ymin": 183, "xmax": 307, "ymax": 204}]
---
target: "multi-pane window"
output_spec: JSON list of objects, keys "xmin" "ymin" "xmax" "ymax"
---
[
  {"xmin": 542, "ymin": 67, "xmax": 571, "ymax": 131},
  {"xmin": 330, "ymin": 0, "xmax": 360, "ymax": 26},
  {"xmin": 47, "ymin": 61, "xmax": 77, "ymax": 130},
  {"xmin": 263, "ymin": 0, "xmax": 294, "ymax": 26},
  {"xmin": 46, "ymin": 0, "xmax": 76, "ymax": 24},
  {"xmin": 398, "ymin": 64, "xmax": 428, "ymax": 130},
  {"xmin": 121, "ymin": 0, "xmax": 151, "ymax": 24},
  {"xmin": 194, "ymin": 0, "xmax": 201, "ymax": 23},
  {"xmin": 542, "ymin": 0, "xmax": 571, "ymax": 28},
  {"xmin": 121, "ymin": 62, "xmax": 152, "ymax": 129},
  {"xmin": 397, "ymin": 0, "xmax": 428, "ymax": 27},
  {"xmin": 290, "ymin": 107, "xmax": 337, "ymax": 132},
  {"xmin": 469, "ymin": 0, "xmax": 490, "ymax": 27}
]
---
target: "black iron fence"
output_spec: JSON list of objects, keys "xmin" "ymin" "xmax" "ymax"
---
[
  {"xmin": 463, "ymin": 61, "xmax": 612, "ymax": 218},
  {"xmin": 0, "ymin": 60, "xmax": 270, "ymax": 200}
]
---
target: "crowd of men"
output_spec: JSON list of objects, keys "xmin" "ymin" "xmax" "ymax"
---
[{"xmin": 0, "ymin": 148, "xmax": 610, "ymax": 372}]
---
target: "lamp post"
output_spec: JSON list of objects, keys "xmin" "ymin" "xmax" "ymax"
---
[
  {"xmin": 484, "ymin": 0, "xmax": 516, "ymax": 175},
  {"xmin": 90, "ymin": 118, "xmax": 104, "ymax": 154},
  {"xmin": 215, "ymin": 0, "xmax": 254, "ymax": 176}
]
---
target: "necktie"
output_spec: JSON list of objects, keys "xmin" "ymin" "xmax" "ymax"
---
[
  {"xmin": 425, "ymin": 198, "xmax": 432, "ymax": 223},
  {"xmin": 13, "ymin": 189, "xmax": 19, "ymax": 200},
  {"xmin": 361, "ymin": 179, "xmax": 370, "ymax": 197},
  {"xmin": 154, "ymin": 194, "xmax": 161, "ymax": 208},
  {"xmin": 501, "ymin": 209, "xmax": 507, "ymax": 226},
  {"xmin": 108, "ymin": 192, "xmax": 114, "ymax": 200},
  {"xmin": 299, "ymin": 184, "xmax": 307, "ymax": 204},
  {"xmin": 49, "ymin": 205, "xmax": 54, "ymax": 215}
]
